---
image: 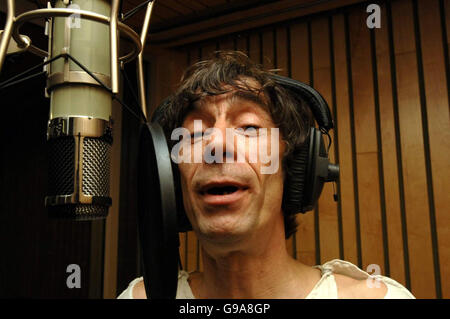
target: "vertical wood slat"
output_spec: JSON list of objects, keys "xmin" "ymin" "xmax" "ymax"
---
[
  {"xmin": 391, "ymin": 0, "xmax": 436, "ymax": 298},
  {"xmin": 262, "ymin": 28, "xmax": 275, "ymax": 70},
  {"xmin": 275, "ymin": 25, "xmax": 295, "ymax": 258},
  {"xmin": 103, "ymin": 86, "xmax": 123, "ymax": 298},
  {"xmin": 187, "ymin": 46, "xmax": 202, "ymax": 272},
  {"xmin": 248, "ymin": 31, "xmax": 261, "ymax": 64},
  {"xmin": 262, "ymin": 26, "xmax": 296, "ymax": 258},
  {"xmin": 343, "ymin": 10, "xmax": 363, "ymax": 270},
  {"xmin": 218, "ymin": 35, "xmax": 236, "ymax": 51},
  {"xmin": 289, "ymin": 21, "xmax": 317, "ymax": 267},
  {"xmin": 311, "ymin": 16, "xmax": 340, "ymax": 265},
  {"xmin": 146, "ymin": 48, "xmax": 191, "ymax": 274},
  {"xmin": 441, "ymin": 1, "xmax": 450, "ymax": 143},
  {"xmin": 177, "ymin": 52, "xmax": 191, "ymax": 273},
  {"xmin": 275, "ymin": 26, "xmax": 289, "ymax": 77},
  {"xmin": 412, "ymin": 0, "xmax": 441, "ymax": 297},
  {"xmin": 370, "ymin": 19, "xmax": 392, "ymax": 281},
  {"xmin": 440, "ymin": 0, "xmax": 450, "ymax": 299},
  {"xmin": 201, "ymin": 41, "xmax": 219, "ymax": 59},
  {"xmin": 116, "ymin": 61, "xmax": 143, "ymax": 294},
  {"xmin": 385, "ymin": 0, "xmax": 413, "ymax": 291},
  {"xmin": 416, "ymin": 0, "xmax": 450, "ymax": 298},
  {"xmin": 372, "ymin": 3, "xmax": 407, "ymax": 286},
  {"xmin": 445, "ymin": 0, "xmax": 450, "ymax": 62},
  {"xmin": 328, "ymin": 15, "xmax": 345, "ymax": 263},
  {"xmin": 348, "ymin": 6, "xmax": 385, "ymax": 276},
  {"xmin": 331, "ymin": 13, "xmax": 359, "ymax": 267},
  {"xmin": 235, "ymin": 33, "xmax": 249, "ymax": 55}
]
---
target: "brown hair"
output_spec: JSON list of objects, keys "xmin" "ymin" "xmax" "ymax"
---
[{"xmin": 155, "ymin": 51, "xmax": 313, "ymax": 239}]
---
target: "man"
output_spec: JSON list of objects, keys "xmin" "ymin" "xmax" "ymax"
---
[{"xmin": 118, "ymin": 51, "xmax": 414, "ymax": 299}]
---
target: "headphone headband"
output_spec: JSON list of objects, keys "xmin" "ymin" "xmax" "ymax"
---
[
  {"xmin": 151, "ymin": 75, "xmax": 334, "ymax": 133},
  {"xmin": 269, "ymin": 74, "xmax": 334, "ymax": 131}
]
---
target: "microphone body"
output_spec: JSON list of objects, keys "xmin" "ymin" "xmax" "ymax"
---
[{"xmin": 45, "ymin": 0, "xmax": 113, "ymax": 220}]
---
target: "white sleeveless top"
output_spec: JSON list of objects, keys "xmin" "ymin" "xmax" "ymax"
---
[{"xmin": 117, "ymin": 259, "xmax": 414, "ymax": 299}]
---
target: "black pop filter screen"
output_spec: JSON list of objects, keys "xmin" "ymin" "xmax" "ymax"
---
[{"xmin": 137, "ymin": 123, "xmax": 179, "ymax": 299}]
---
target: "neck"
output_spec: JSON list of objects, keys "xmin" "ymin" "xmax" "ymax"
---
[{"xmin": 191, "ymin": 232, "xmax": 319, "ymax": 299}]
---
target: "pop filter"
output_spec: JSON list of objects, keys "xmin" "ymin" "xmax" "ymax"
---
[{"xmin": 137, "ymin": 122, "xmax": 179, "ymax": 299}]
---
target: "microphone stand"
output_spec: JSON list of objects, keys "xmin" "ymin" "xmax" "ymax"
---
[{"xmin": 0, "ymin": 0, "xmax": 176, "ymax": 300}]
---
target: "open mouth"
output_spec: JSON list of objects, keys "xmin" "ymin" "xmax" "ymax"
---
[
  {"xmin": 203, "ymin": 185, "xmax": 240, "ymax": 195},
  {"xmin": 198, "ymin": 181, "xmax": 249, "ymax": 206}
]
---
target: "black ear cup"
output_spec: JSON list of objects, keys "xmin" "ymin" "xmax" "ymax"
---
[
  {"xmin": 282, "ymin": 127, "xmax": 329, "ymax": 214},
  {"xmin": 304, "ymin": 127, "xmax": 328, "ymax": 211},
  {"xmin": 282, "ymin": 129, "xmax": 310, "ymax": 215}
]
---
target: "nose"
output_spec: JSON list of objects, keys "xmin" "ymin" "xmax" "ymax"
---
[{"xmin": 203, "ymin": 119, "xmax": 235, "ymax": 164}]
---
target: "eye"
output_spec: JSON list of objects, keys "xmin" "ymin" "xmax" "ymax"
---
[
  {"xmin": 242, "ymin": 125, "xmax": 260, "ymax": 130},
  {"xmin": 236, "ymin": 125, "xmax": 260, "ymax": 137},
  {"xmin": 190, "ymin": 131, "xmax": 204, "ymax": 141}
]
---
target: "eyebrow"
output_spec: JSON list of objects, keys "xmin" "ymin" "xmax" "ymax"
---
[
  {"xmin": 229, "ymin": 90, "xmax": 269, "ymax": 110},
  {"xmin": 192, "ymin": 89, "xmax": 269, "ymax": 113},
  {"xmin": 183, "ymin": 89, "xmax": 273, "ymax": 128}
]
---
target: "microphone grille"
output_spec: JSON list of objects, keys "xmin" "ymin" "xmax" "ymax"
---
[
  {"xmin": 48, "ymin": 136, "xmax": 75, "ymax": 196},
  {"xmin": 48, "ymin": 204, "xmax": 109, "ymax": 221},
  {"xmin": 45, "ymin": 117, "xmax": 113, "ymax": 221},
  {"xmin": 82, "ymin": 137, "xmax": 111, "ymax": 197}
]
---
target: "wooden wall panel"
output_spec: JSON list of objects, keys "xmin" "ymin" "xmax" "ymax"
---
[
  {"xmin": 331, "ymin": 13, "xmax": 359, "ymax": 267},
  {"xmin": 262, "ymin": 28, "xmax": 275, "ymax": 70},
  {"xmin": 103, "ymin": 86, "xmax": 123, "ymax": 298},
  {"xmin": 417, "ymin": 0, "xmax": 450, "ymax": 298},
  {"xmin": 289, "ymin": 22, "xmax": 317, "ymax": 267},
  {"xmin": 235, "ymin": 34, "xmax": 249, "ymax": 55},
  {"xmin": 248, "ymin": 32, "xmax": 262, "ymax": 64},
  {"xmin": 348, "ymin": 7, "xmax": 386, "ymax": 275},
  {"xmin": 201, "ymin": 41, "xmax": 219, "ymax": 59},
  {"xmin": 275, "ymin": 26, "xmax": 289, "ymax": 77},
  {"xmin": 185, "ymin": 46, "xmax": 201, "ymax": 273},
  {"xmin": 140, "ymin": 0, "xmax": 449, "ymax": 299},
  {"xmin": 290, "ymin": 22, "xmax": 310, "ymax": 84},
  {"xmin": 311, "ymin": 16, "xmax": 341, "ymax": 265},
  {"xmin": 391, "ymin": 0, "xmax": 436, "ymax": 298},
  {"xmin": 261, "ymin": 26, "xmax": 299, "ymax": 259},
  {"xmin": 218, "ymin": 35, "xmax": 236, "ymax": 51},
  {"xmin": 446, "ymin": 0, "xmax": 450, "ymax": 62},
  {"xmin": 147, "ymin": 48, "xmax": 192, "ymax": 273},
  {"xmin": 275, "ymin": 25, "xmax": 295, "ymax": 257},
  {"xmin": 373, "ymin": 3, "xmax": 407, "ymax": 286}
]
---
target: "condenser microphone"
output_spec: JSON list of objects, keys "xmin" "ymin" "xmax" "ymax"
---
[{"xmin": 44, "ymin": 0, "xmax": 115, "ymax": 220}]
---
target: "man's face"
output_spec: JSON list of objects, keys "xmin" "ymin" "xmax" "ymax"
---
[{"xmin": 177, "ymin": 81, "xmax": 286, "ymax": 248}]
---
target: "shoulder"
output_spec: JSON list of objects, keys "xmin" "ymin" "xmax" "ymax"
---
[
  {"xmin": 116, "ymin": 271, "xmax": 194, "ymax": 299},
  {"xmin": 117, "ymin": 277, "xmax": 145, "ymax": 299},
  {"xmin": 334, "ymin": 273, "xmax": 387, "ymax": 299},
  {"xmin": 132, "ymin": 279, "xmax": 147, "ymax": 299},
  {"xmin": 318, "ymin": 259, "xmax": 414, "ymax": 299}
]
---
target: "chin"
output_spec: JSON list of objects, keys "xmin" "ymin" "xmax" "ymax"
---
[{"xmin": 196, "ymin": 215, "xmax": 254, "ymax": 246}]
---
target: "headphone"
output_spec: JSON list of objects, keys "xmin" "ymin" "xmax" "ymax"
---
[
  {"xmin": 149, "ymin": 74, "xmax": 339, "ymax": 232},
  {"xmin": 137, "ymin": 73, "xmax": 339, "ymax": 298}
]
